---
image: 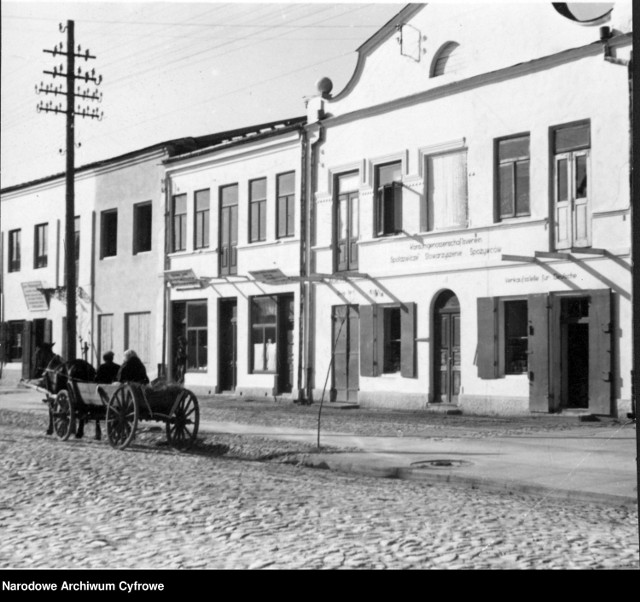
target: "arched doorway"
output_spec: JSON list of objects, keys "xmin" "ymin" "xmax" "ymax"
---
[{"xmin": 434, "ymin": 290, "xmax": 461, "ymax": 404}]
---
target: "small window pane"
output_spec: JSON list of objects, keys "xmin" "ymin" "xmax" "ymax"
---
[
  {"xmin": 337, "ymin": 172, "xmax": 359, "ymax": 193},
  {"xmin": 498, "ymin": 137, "xmax": 529, "ymax": 161},
  {"xmin": 554, "ymin": 124, "xmax": 590, "ymax": 153},
  {"xmin": 557, "ymin": 158, "xmax": 568, "ymax": 202},
  {"xmin": 377, "ymin": 162, "xmax": 401, "ymax": 187},
  {"xmin": 188, "ymin": 302, "xmax": 207, "ymax": 327},
  {"xmin": 515, "ymin": 161, "xmax": 530, "ymax": 215},
  {"xmin": 575, "ymin": 155, "xmax": 587, "ymax": 198},
  {"xmin": 277, "ymin": 172, "xmax": 295, "ymax": 196},
  {"xmin": 250, "ymin": 178, "xmax": 267, "ymax": 200},
  {"xmin": 499, "ymin": 164, "xmax": 514, "ymax": 218},
  {"xmin": 221, "ymin": 185, "xmax": 238, "ymax": 207}
]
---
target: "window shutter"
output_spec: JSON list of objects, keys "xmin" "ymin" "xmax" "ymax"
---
[
  {"xmin": 588, "ymin": 289, "xmax": 611, "ymax": 415},
  {"xmin": 22, "ymin": 321, "xmax": 33, "ymax": 379},
  {"xmin": 44, "ymin": 319, "xmax": 53, "ymax": 345},
  {"xmin": 359, "ymin": 304, "xmax": 379, "ymax": 376},
  {"xmin": 393, "ymin": 182, "xmax": 403, "ymax": 233},
  {"xmin": 0, "ymin": 322, "xmax": 8, "ymax": 363},
  {"xmin": 375, "ymin": 189, "xmax": 385, "ymax": 236},
  {"xmin": 400, "ymin": 302, "xmax": 416, "ymax": 378},
  {"xmin": 528, "ymin": 293, "xmax": 550, "ymax": 412},
  {"xmin": 476, "ymin": 297, "xmax": 497, "ymax": 379}
]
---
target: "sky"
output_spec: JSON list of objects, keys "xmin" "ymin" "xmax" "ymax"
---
[
  {"xmin": 0, "ymin": 1, "xmax": 618, "ymax": 189},
  {"xmin": 1, "ymin": 1, "xmax": 404, "ymax": 188}
]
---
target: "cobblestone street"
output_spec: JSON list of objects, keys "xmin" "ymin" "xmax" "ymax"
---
[{"xmin": 0, "ymin": 410, "xmax": 638, "ymax": 570}]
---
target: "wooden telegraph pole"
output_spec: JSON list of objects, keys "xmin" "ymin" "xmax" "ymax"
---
[{"xmin": 36, "ymin": 20, "xmax": 103, "ymax": 361}]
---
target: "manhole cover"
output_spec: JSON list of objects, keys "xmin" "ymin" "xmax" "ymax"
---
[{"xmin": 410, "ymin": 459, "xmax": 472, "ymax": 469}]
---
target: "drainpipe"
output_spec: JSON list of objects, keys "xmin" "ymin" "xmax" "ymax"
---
[
  {"xmin": 297, "ymin": 127, "xmax": 308, "ymax": 403},
  {"xmin": 90, "ymin": 210, "xmax": 96, "ymax": 364},
  {"xmin": 162, "ymin": 171, "xmax": 171, "ymax": 380}
]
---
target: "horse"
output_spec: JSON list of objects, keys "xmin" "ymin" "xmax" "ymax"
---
[{"xmin": 43, "ymin": 356, "xmax": 100, "ymax": 440}]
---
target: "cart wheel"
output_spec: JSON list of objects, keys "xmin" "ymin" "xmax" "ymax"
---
[
  {"xmin": 166, "ymin": 389, "xmax": 199, "ymax": 449},
  {"xmin": 106, "ymin": 385, "xmax": 138, "ymax": 450},
  {"xmin": 51, "ymin": 390, "xmax": 75, "ymax": 441}
]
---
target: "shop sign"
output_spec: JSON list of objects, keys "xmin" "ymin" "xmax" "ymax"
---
[{"xmin": 21, "ymin": 281, "xmax": 49, "ymax": 312}]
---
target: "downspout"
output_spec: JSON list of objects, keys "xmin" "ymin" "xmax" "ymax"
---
[
  {"xmin": 304, "ymin": 120, "xmax": 326, "ymax": 403},
  {"xmin": 90, "ymin": 210, "xmax": 96, "ymax": 364},
  {"xmin": 297, "ymin": 127, "xmax": 308, "ymax": 402},
  {"xmin": 162, "ymin": 170, "xmax": 171, "ymax": 380}
]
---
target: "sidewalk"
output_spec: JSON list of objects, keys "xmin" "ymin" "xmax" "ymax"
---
[{"xmin": 1, "ymin": 384, "xmax": 637, "ymax": 506}]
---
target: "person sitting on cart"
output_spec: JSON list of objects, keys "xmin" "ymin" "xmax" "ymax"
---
[
  {"xmin": 96, "ymin": 351, "xmax": 120, "ymax": 384},
  {"xmin": 116, "ymin": 349, "xmax": 149, "ymax": 385}
]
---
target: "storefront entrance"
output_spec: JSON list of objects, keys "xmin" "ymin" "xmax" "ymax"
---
[
  {"xmin": 434, "ymin": 291, "xmax": 460, "ymax": 404},
  {"xmin": 218, "ymin": 298, "xmax": 237, "ymax": 392}
]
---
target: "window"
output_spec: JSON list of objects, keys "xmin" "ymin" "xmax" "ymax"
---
[
  {"xmin": 497, "ymin": 135, "xmax": 530, "ymax": 220},
  {"xmin": 335, "ymin": 172, "xmax": 359, "ymax": 271},
  {"xmin": 34, "ymin": 223, "xmax": 48, "ymax": 269},
  {"xmin": 276, "ymin": 172, "xmax": 295, "ymax": 238},
  {"xmin": 376, "ymin": 162, "xmax": 402, "ymax": 236},
  {"xmin": 194, "ymin": 190, "xmax": 209, "ymax": 249},
  {"xmin": 101, "ymin": 210, "xmax": 118, "ymax": 258},
  {"xmin": 553, "ymin": 121, "xmax": 591, "ymax": 249},
  {"xmin": 171, "ymin": 194, "xmax": 187, "ymax": 252},
  {"xmin": 8, "ymin": 229, "xmax": 20, "ymax": 272},
  {"xmin": 504, "ymin": 300, "xmax": 528, "ymax": 374},
  {"xmin": 219, "ymin": 184, "xmax": 238, "ymax": 276},
  {"xmin": 133, "ymin": 202, "xmax": 152, "ymax": 254},
  {"xmin": 7, "ymin": 321, "xmax": 24, "ymax": 361},
  {"xmin": 186, "ymin": 302, "xmax": 207, "ymax": 371},
  {"xmin": 249, "ymin": 178, "xmax": 267, "ymax": 243},
  {"xmin": 251, "ymin": 296, "xmax": 278, "ymax": 372},
  {"xmin": 426, "ymin": 150, "xmax": 467, "ymax": 231},
  {"xmin": 383, "ymin": 307, "xmax": 402, "ymax": 373},
  {"xmin": 431, "ymin": 42, "xmax": 460, "ymax": 77}
]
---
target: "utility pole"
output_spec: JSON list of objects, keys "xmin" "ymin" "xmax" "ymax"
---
[{"xmin": 36, "ymin": 20, "xmax": 103, "ymax": 361}]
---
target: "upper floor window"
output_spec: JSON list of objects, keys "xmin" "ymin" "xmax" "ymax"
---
[
  {"xmin": 133, "ymin": 202, "xmax": 152, "ymax": 254},
  {"xmin": 101, "ymin": 210, "xmax": 118, "ymax": 258},
  {"xmin": 219, "ymin": 184, "xmax": 238, "ymax": 276},
  {"xmin": 431, "ymin": 42, "xmax": 460, "ymax": 77},
  {"xmin": 335, "ymin": 171, "xmax": 359, "ymax": 271},
  {"xmin": 426, "ymin": 150, "xmax": 467, "ymax": 231},
  {"xmin": 497, "ymin": 134, "xmax": 530, "ymax": 220},
  {"xmin": 553, "ymin": 121, "xmax": 591, "ymax": 249},
  {"xmin": 375, "ymin": 162, "xmax": 403, "ymax": 236},
  {"xmin": 172, "ymin": 194, "xmax": 187, "ymax": 252},
  {"xmin": 34, "ymin": 223, "xmax": 48, "ymax": 269},
  {"xmin": 276, "ymin": 172, "xmax": 295, "ymax": 239},
  {"xmin": 8, "ymin": 229, "xmax": 21, "ymax": 273},
  {"xmin": 249, "ymin": 178, "xmax": 267, "ymax": 243},
  {"xmin": 194, "ymin": 190, "xmax": 210, "ymax": 250}
]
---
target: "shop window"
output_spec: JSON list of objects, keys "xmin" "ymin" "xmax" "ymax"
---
[
  {"xmin": 34, "ymin": 223, "xmax": 48, "ymax": 269},
  {"xmin": 133, "ymin": 202, "xmax": 152, "ymax": 254},
  {"xmin": 276, "ymin": 172, "xmax": 295, "ymax": 239},
  {"xmin": 360, "ymin": 302, "xmax": 416, "ymax": 378},
  {"xmin": 504, "ymin": 300, "xmax": 528, "ymax": 374},
  {"xmin": 186, "ymin": 302, "xmax": 207, "ymax": 371},
  {"xmin": 497, "ymin": 135, "xmax": 530, "ymax": 220},
  {"xmin": 172, "ymin": 194, "xmax": 187, "ymax": 252},
  {"xmin": 101, "ymin": 210, "xmax": 118, "ymax": 258},
  {"xmin": 249, "ymin": 178, "xmax": 267, "ymax": 243},
  {"xmin": 375, "ymin": 162, "xmax": 403, "ymax": 236},
  {"xmin": 219, "ymin": 184, "xmax": 238, "ymax": 275},
  {"xmin": 426, "ymin": 150, "xmax": 467, "ymax": 231},
  {"xmin": 251, "ymin": 296, "xmax": 277, "ymax": 373},
  {"xmin": 194, "ymin": 190, "xmax": 209, "ymax": 250},
  {"xmin": 8, "ymin": 229, "xmax": 21, "ymax": 272}
]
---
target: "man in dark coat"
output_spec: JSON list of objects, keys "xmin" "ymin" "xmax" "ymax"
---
[
  {"xmin": 95, "ymin": 351, "xmax": 120, "ymax": 384},
  {"xmin": 116, "ymin": 349, "xmax": 149, "ymax": 385}
]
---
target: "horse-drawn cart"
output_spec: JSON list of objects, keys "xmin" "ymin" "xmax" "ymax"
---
[{"xmin": 40, "ymin": 357, "xmax": 200, "ymax": 450}]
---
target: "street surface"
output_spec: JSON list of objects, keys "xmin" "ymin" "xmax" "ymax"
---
[{"xmin": 1, "ymin": 410, "xmax": 638, "ymax": 570}]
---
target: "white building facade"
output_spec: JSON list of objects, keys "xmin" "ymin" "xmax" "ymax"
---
[
  {"xmin": 304, "ymin": 3, "xmax": 633, "ymax": 416},
  {"xmin": 163, "ymin": 118, "xmax": 307, "ymax": 399}
]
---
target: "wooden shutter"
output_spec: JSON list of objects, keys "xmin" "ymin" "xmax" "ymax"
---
[
  {"xmin": 528, "ymin": 293, "xmax": 550, "ymax": 412},
  {"xmin": 476, "ymin": 297, "xmax": 497, "ymax": 379},
  {"xmin": 400, "ymin": 302, "xmax": 416, "ymax": 378},
  {"xmin": 588, "ymin": 289, "xmax": 611, "ymax": 415},
  {"xmin": 0, "ymin": 322, "xmax": 8, "ymax": 363},
  {"xmin": 22, "ymin": 321, "xmax": 33, "ymax": 379},
  {"xmin": 359, "ymin": 304, "xmax": 379, "ymax": 377}
]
